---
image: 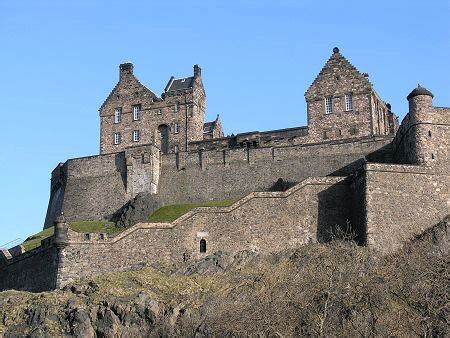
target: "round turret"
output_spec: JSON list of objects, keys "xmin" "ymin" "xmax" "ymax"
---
[
  {"xmin": 407, "ymin": 84, "xmax": 434, "ymax": 101},
  {"xmin": 407, "ymin": 84, "xmax": 434, "ymax": 120}
]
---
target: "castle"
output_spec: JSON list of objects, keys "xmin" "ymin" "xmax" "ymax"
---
[{"xmin": 0, "ymin": 48, "xmax": 448, "ymax": 292}]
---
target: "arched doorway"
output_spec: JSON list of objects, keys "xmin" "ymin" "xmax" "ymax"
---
[{"xmin": 158, "ymin": 124, "xmax": 169, "ymax": 154}]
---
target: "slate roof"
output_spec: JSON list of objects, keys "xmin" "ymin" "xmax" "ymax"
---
[
  {"xmin": 166, "ymin": 77, "xmax": 194, "ymax": 92},
  {"xmin": 203, "ymin": 120, "xmax": 216, "ymax": 133},
  {"xmin": 407, "ymin": 85, "xmax": 434, "ymax": 100}
]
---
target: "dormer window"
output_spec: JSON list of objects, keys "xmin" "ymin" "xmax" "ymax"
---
[
  {"xmin": 133, "ymin": 104, "xmax": 141, "ymax": 121},
  {"xmin": 345, "ymin": 94, "xmax": 353, "ymax": 111},
  {"xmin": 325, "ymin": 96, "xmax": 333, "ymax": 114},
  {"xmin": 114, "ymin": 108, "xmax": 122, "ymax": 123}
]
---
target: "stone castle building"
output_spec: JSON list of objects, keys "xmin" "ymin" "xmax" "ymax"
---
[{"xmin": 1, "ymin": 48, "xmax": 448, "ymax": 292}]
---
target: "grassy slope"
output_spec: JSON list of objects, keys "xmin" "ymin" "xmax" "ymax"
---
[
  {"xmin": 21, "ymin": 221, "xmax": 119, "ymax": 251},
  {"xmin": 148, "ymin": 199, "xmax": 239, "ymax": 223},
  {"xmin": 22, "ymin": 199, "xmax": 239, "ymax": 251}
]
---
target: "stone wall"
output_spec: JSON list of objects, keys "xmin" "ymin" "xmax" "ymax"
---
[
  {"xmin": 156, "ymin": 136, "xmax": 393, "ymax": 206},
  {"xmin": 55, "ymin": 176, "xmax": 352, "ymax": 287},
  {"xmin": 364, "ymin": 163, "xmax": 449, "ymax": 253},
  {"xmin": 44, "ymin": 152, "xmax": 128, "ymax": 228},
  {"xmin": 44, "ymin": 136, "xmax": 392, "ymax": 228},
  {"xmin": 0, "ymin": 243, "xmax": 58, "ymax": 292}
]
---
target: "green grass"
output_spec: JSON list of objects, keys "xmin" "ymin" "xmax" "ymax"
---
[
  {"xmin": 69, "ymin": 220, "xmax": 119, "ymax": 235},
  {"xmin": 22, "ymin": 227, "xmax": 55, "ymax": 251},
  {"xmin": 148, "ymin": 198, "xmax": 239, "ymax": 223},
  {"xmin": 21, "ymin": 220, "xmax": 120, "ymax": 252}
]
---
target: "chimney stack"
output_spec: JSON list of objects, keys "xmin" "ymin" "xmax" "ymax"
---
[
  {"xmin": 120, "ymin": 63, "xmax": 134, "ymax": 79},
  {"xmin": 194, "ymin": 64, "xmax": 201, "ymax": 78}
]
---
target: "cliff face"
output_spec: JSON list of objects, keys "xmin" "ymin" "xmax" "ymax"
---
[{"xmin": 0, "ymin": 220, "xmax": 447, "ymax": 337}]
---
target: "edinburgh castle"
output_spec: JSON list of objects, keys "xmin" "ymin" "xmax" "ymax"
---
[{"xmin": 1, "ymin": 48, "xmax": 448, "ymax": 292}]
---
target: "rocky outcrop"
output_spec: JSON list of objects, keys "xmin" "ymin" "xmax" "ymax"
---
[{"xmin": 112, "ymin": 192, "xmax": 161, "ymax": 228}]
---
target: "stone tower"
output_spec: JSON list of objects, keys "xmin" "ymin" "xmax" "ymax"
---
[
  {"xmin": 305, "ymin": 47, "xmax": 396, "ymax": 142},
  {"xmin": 406, "ymin": 85, "xmax": 448, "ymax": 168},
  {"xmin": 99, "ymin": 63, "xmax": 206, "ymax": 155}
]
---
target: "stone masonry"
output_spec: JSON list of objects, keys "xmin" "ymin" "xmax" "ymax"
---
[{"xmin": 0, "ymin": 48, "xmax": 448, "ymax": 292}]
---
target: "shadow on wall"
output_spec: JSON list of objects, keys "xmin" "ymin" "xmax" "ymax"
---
[
  {"xmin": 328, "ymin": 158, "xmax": 366, "ymax": 177},
  {"xmin": 115, "ymin": 153, "xmax": 127, "ymax": 189},
  {"xmin": 316, "ymin": 181, "xmax": 361, "ymax": 244},
  {"xmin": 365, "ymin": 143, "xmax": 394, "ymax": 163},
  {"xmin": 328, "ymin": 143, "xmax": 394, "ymax": 177},
  {"xmin": 268, "ymin": 178, "xmax": 297, "ymax": 192}
]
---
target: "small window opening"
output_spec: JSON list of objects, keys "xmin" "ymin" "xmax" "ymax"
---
[
  {"xmin": 114, "ymin": 108, "xmax": 122, "ymax": 123},
  {"xmin": 200, "ymin": 238, "xmax": 206, "ymax": 253},
  {"xmin": 345, "ymin": 93, "xmax": 353, "ymax": 112},
  {"xmin": 84, "ymin": 233, "xmax": 90, "ymax": 241},
  {"xmin": 133, "ymin": 104, "xmax": 141, "ymax": 121},
  {"xmin": 428, "ymin": 130, "xmax": 432, "ymax": 137},
  {"xmin": 325, "ymin": 96, "xmax": 333, "ymax": 114},
  {"xmin": 431, "ymin": 153, "xmax": 435, "ymax": 159}
]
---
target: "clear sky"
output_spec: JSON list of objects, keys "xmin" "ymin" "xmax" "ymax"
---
[{"xmin": 0, "ymin": 0, "xmax": 449, "ymax": 246}]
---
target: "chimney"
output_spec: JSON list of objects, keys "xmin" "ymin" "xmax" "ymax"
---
[
  {"xmin": 120, "ymin": 63, "xmax": 133, "ymax": 79},
  {"xmin": 194, "ymin": 64, "xmax": 201, "ymax": 78}
]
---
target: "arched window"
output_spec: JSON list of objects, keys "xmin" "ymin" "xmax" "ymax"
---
[{"xmin": 200, "ymin": 239, "xmax": 206, "ymax": 253}]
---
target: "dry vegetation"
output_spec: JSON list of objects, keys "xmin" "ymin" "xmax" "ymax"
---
[{"xmin": 0, "ymin": 221, "xmax": 447, "ymax": 337}]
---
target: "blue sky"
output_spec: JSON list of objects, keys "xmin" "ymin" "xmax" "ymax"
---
[{"xmin": 0, "ymin": 0, "xmax": 449, "ymax": 245}]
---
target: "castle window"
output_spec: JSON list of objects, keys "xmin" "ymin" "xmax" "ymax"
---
[
  {"xmin": 133, "ymin": 130, "xmax": 140, "ymax": 142},
  {"xmin": 174, "ymin": 123, "xmax": 180, "ymax": 134},
  {"xmin": 428, "ymin": 130, "xmax": 432, "ymax": 137},
  {"xmin": 133, "ymin": 104, "xmax": 141, "ymax": 121},
  {"xmin": 157, "ymin": 109, "xmax": 162, "ymax": 115},
  {"xmin": 174, "ymin": 145, "xmax": 179, "ymax": 153},
  {"xmin": 114, "ymin": 132, "xmax": 121, "ymax": 145},
  {"xmin": 114, "ymin": 108, "xmax": 122, "ymax": 123},
  {"xmin": 345, "ymin": 94, "xmax": 353, "ymax": 111},
  {"xmin": 325, "ymin": 96, "xmax": 333, "ymax": 114},
  {"xmin": 200, "ymin": 238, "xmax": 206, "ymax": 253},
  {"xmin": 174, "ymin": 102, "xmax": 179, "ymax": 113}
]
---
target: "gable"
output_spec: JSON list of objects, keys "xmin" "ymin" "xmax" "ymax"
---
[
  {"xmin": 99, "ymin": 73, "xmax": 160, "ymax": 112},
  {"xmin": 305, "ymin": 48, "xmax": 372, "ymax": 101}
]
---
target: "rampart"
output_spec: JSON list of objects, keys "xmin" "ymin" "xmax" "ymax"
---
[
  {"xmin": 54, "ymin": 176, "xmax": 352, "ymax": 287},
  {"xmin": 363, "ymin": 163, "xmax": 449, "ymax": 253},
  {"xmin": 0, "ymin": 240, "xmax": 58, "ymax": 292},
  {"xmin": 44, "ymin": 135, "xmax": 393, "ymax": 228},
  {"xmin": 155, "ymin": 135, "xmax": 392, "ymax": 206}
]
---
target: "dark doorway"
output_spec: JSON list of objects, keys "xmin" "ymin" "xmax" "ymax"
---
[
  {"xmin": 200, "ymin": 238, "xmax": 206, "ymax": 253},
  {"xmin": 158, "ymin": 125, "xmax": 169, "ymax": 154}
]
